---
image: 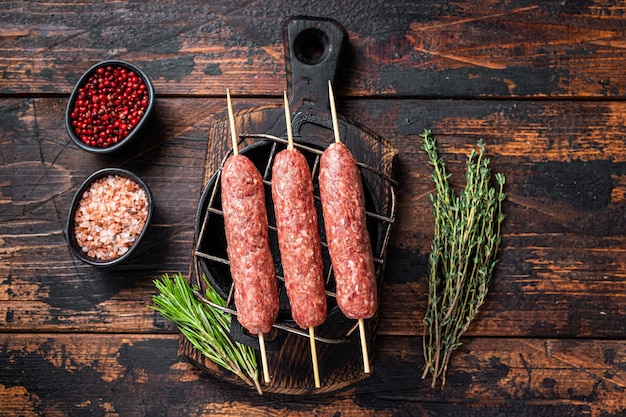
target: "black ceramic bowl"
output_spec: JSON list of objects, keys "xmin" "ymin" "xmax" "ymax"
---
[
  {"xmin": 65, "ymin": 60, "xmax": 155, "ymax": 154},
  {"xmin": 67, "ymin": 168, "xmax": 153, "ymax": 267}
]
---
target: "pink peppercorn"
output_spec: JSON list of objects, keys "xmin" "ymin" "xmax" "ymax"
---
[{"xmin": 70, "ymin": 64, "xmax": 150, "ymax": 148}]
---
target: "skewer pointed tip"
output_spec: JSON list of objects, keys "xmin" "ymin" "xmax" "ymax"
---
[
  {"xmin": 328, "ymin": 80, "xmax": 341, "ymax": 144},
  {"xmin": 226, "ymin": 89, "xmax": 238, "ymax": 155},
  {"xmin": 283, "ymin": 91, "xmax": 294, "ymax": 151}
]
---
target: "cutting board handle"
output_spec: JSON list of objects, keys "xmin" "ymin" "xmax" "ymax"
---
[{"xmin": 283, "ymin": 16, "xmax": 348, "ymax": 114}]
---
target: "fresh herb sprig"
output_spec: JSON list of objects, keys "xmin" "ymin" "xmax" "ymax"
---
[
  {"xmin": 420, "ymin": 130, "xmax": 505, "ymax": 389},
  {"xmin": 150, "ymin": 272, "xmax": 262, "ymax": 394}
]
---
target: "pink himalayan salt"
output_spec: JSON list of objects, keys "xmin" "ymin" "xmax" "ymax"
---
[{"xmin": 74, "ymin": 174, "xmax": 148, "ymax": 261}]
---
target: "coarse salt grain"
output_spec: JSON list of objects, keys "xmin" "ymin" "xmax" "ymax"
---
[{"xmin": 74, "ymin": 174, "xmax": 149, "ymax": 262}]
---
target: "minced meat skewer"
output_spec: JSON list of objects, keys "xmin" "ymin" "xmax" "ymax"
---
[
  {"xmin": 221, "ymin": 90, "xmax": 278, "ymax": 383},
  {"xmin": 319, "ymin": 81, "xmax": 377, "ymax": 374},
  {"xmin": 271, "ymin": 92, "xmax": 326, "ymax": 387}
]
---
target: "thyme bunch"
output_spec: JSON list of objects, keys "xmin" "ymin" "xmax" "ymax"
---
[
  {"xmin": 151, "ymin": 273, "xmax": 262, "ymax": 394},
  {"xmin": 420, "ymin": 130, "xmax": 505, "ymax": 389}
]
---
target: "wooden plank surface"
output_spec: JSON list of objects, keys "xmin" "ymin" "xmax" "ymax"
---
[
  {"xmin": 2, "ymin": 1, "xmax": 626, "ymax": 98},
  {"xmin": 1, "ymin": 334, "xmax": 625, "ymax": 416},
  {"xmin": 2, "ymin": 1, "xmax": 626, "ymax": 415},
  {"xmin": 2, "ymin": 97, "xmax": 624, "ymax": 337}
]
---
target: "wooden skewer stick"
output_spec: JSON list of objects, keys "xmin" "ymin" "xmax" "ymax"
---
[
  {"xmin": 283, "ymin": 91, "xmax": 294, "ymax": 151},
  {"xmin": 226, "ymin": 89, "xmax": 238, "ymax": 155},
  {"xmin": 328, "ymin": 79, "xmax": 371, "ymax": 375},
  {"xmin": 227, "ymin": 88, "xmax": 270, "ymax": 384},
  {"xmin": 258, "ymin": 332, "xmax": 271, "ymax": 384},
  {"xmin": 284, "ymin": 90, "xmax": 321, "ymax": 388},
  {"xmin": 309, "ymin": 326, "xmax": 321, "ymax": 388},
  {"xmin": 328, "ymin": 80, "xmax": 341, "ymax": 144},
  {"xmin": 358, "ymin": 318, "xmax": 371, "ymax": 374}
]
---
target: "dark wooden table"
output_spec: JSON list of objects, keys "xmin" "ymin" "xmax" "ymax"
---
[{"xmin": 2, "ymin": 1, "xmax": 626, "ymax": 416}]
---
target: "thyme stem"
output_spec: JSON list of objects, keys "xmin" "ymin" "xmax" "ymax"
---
[{"xmin": 421, "ymin": 130, "xmax": 506, "ymax": 389}]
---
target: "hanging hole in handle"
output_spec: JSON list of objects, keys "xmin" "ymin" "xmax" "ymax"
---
[{"xmin": 294, "ymin": 28, "xmax": 329, "ymax": 65}]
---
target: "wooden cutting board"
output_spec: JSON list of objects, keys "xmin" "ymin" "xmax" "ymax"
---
[{"xmin": 180, "ymin": 16, "xmax": 398, "ymax": 395}]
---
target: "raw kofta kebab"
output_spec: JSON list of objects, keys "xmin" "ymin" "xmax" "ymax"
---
[
  {"xmin": 221, "ymin": 89, "xmax": 278, "ymax": 384},
  {"xmin": 319, "ymin": 81, "xmax": 378, "ymax": 374},
  {"xmin": 272, "ymin": 92, "xmax": 327, "ymax": 388}
]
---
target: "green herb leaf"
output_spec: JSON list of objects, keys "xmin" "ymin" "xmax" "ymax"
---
[
  {"xmin": 420, "ymin": 130, "xmax": 506, "ymax": 389},
  {"xmin": 150, "ymin": 272, "xmax": 262, "ymax": 394}
]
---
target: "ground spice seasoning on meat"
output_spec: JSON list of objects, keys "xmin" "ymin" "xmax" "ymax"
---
[{"xmin": 74, "ymin": 174, "xmax": 149, "ymax": 261}]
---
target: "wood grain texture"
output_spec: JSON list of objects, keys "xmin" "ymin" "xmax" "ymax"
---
[
  {"xmin": 2, "ymin": 1, "xmax": 626, "ymax": 415},
  {"xmin": 1, "ymin": 334, "xmax": 624, "ymax": 416},
  {"xmin": 2, "ymin": 98, "xmax": 624, "ymax": 337},
  {"xmin": 2, "ymin": 1, "xmax": 626, "ymax": 97}
]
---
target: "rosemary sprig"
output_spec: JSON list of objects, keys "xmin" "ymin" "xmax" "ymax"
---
[
  {"xmin": 150, "ymin": 272, "xmax": 262, "ymax": 394},
  {"xmin": 420, "ymin": 130, "xmax": 505, "ymax": 389}
]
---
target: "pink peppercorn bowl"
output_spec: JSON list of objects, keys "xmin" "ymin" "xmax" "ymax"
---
[
  {"xmin": 66, "ymin": 168, "xmax": 154, "ymax": 267},
  {"xmin": 65, "ymin": 60, "xmax": 155, "ymax": 154}
]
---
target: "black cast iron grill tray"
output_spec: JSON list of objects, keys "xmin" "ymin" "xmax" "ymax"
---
[{"xmin": 192, "ymin": 133, "xmax": 396, "ymax": 349}]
